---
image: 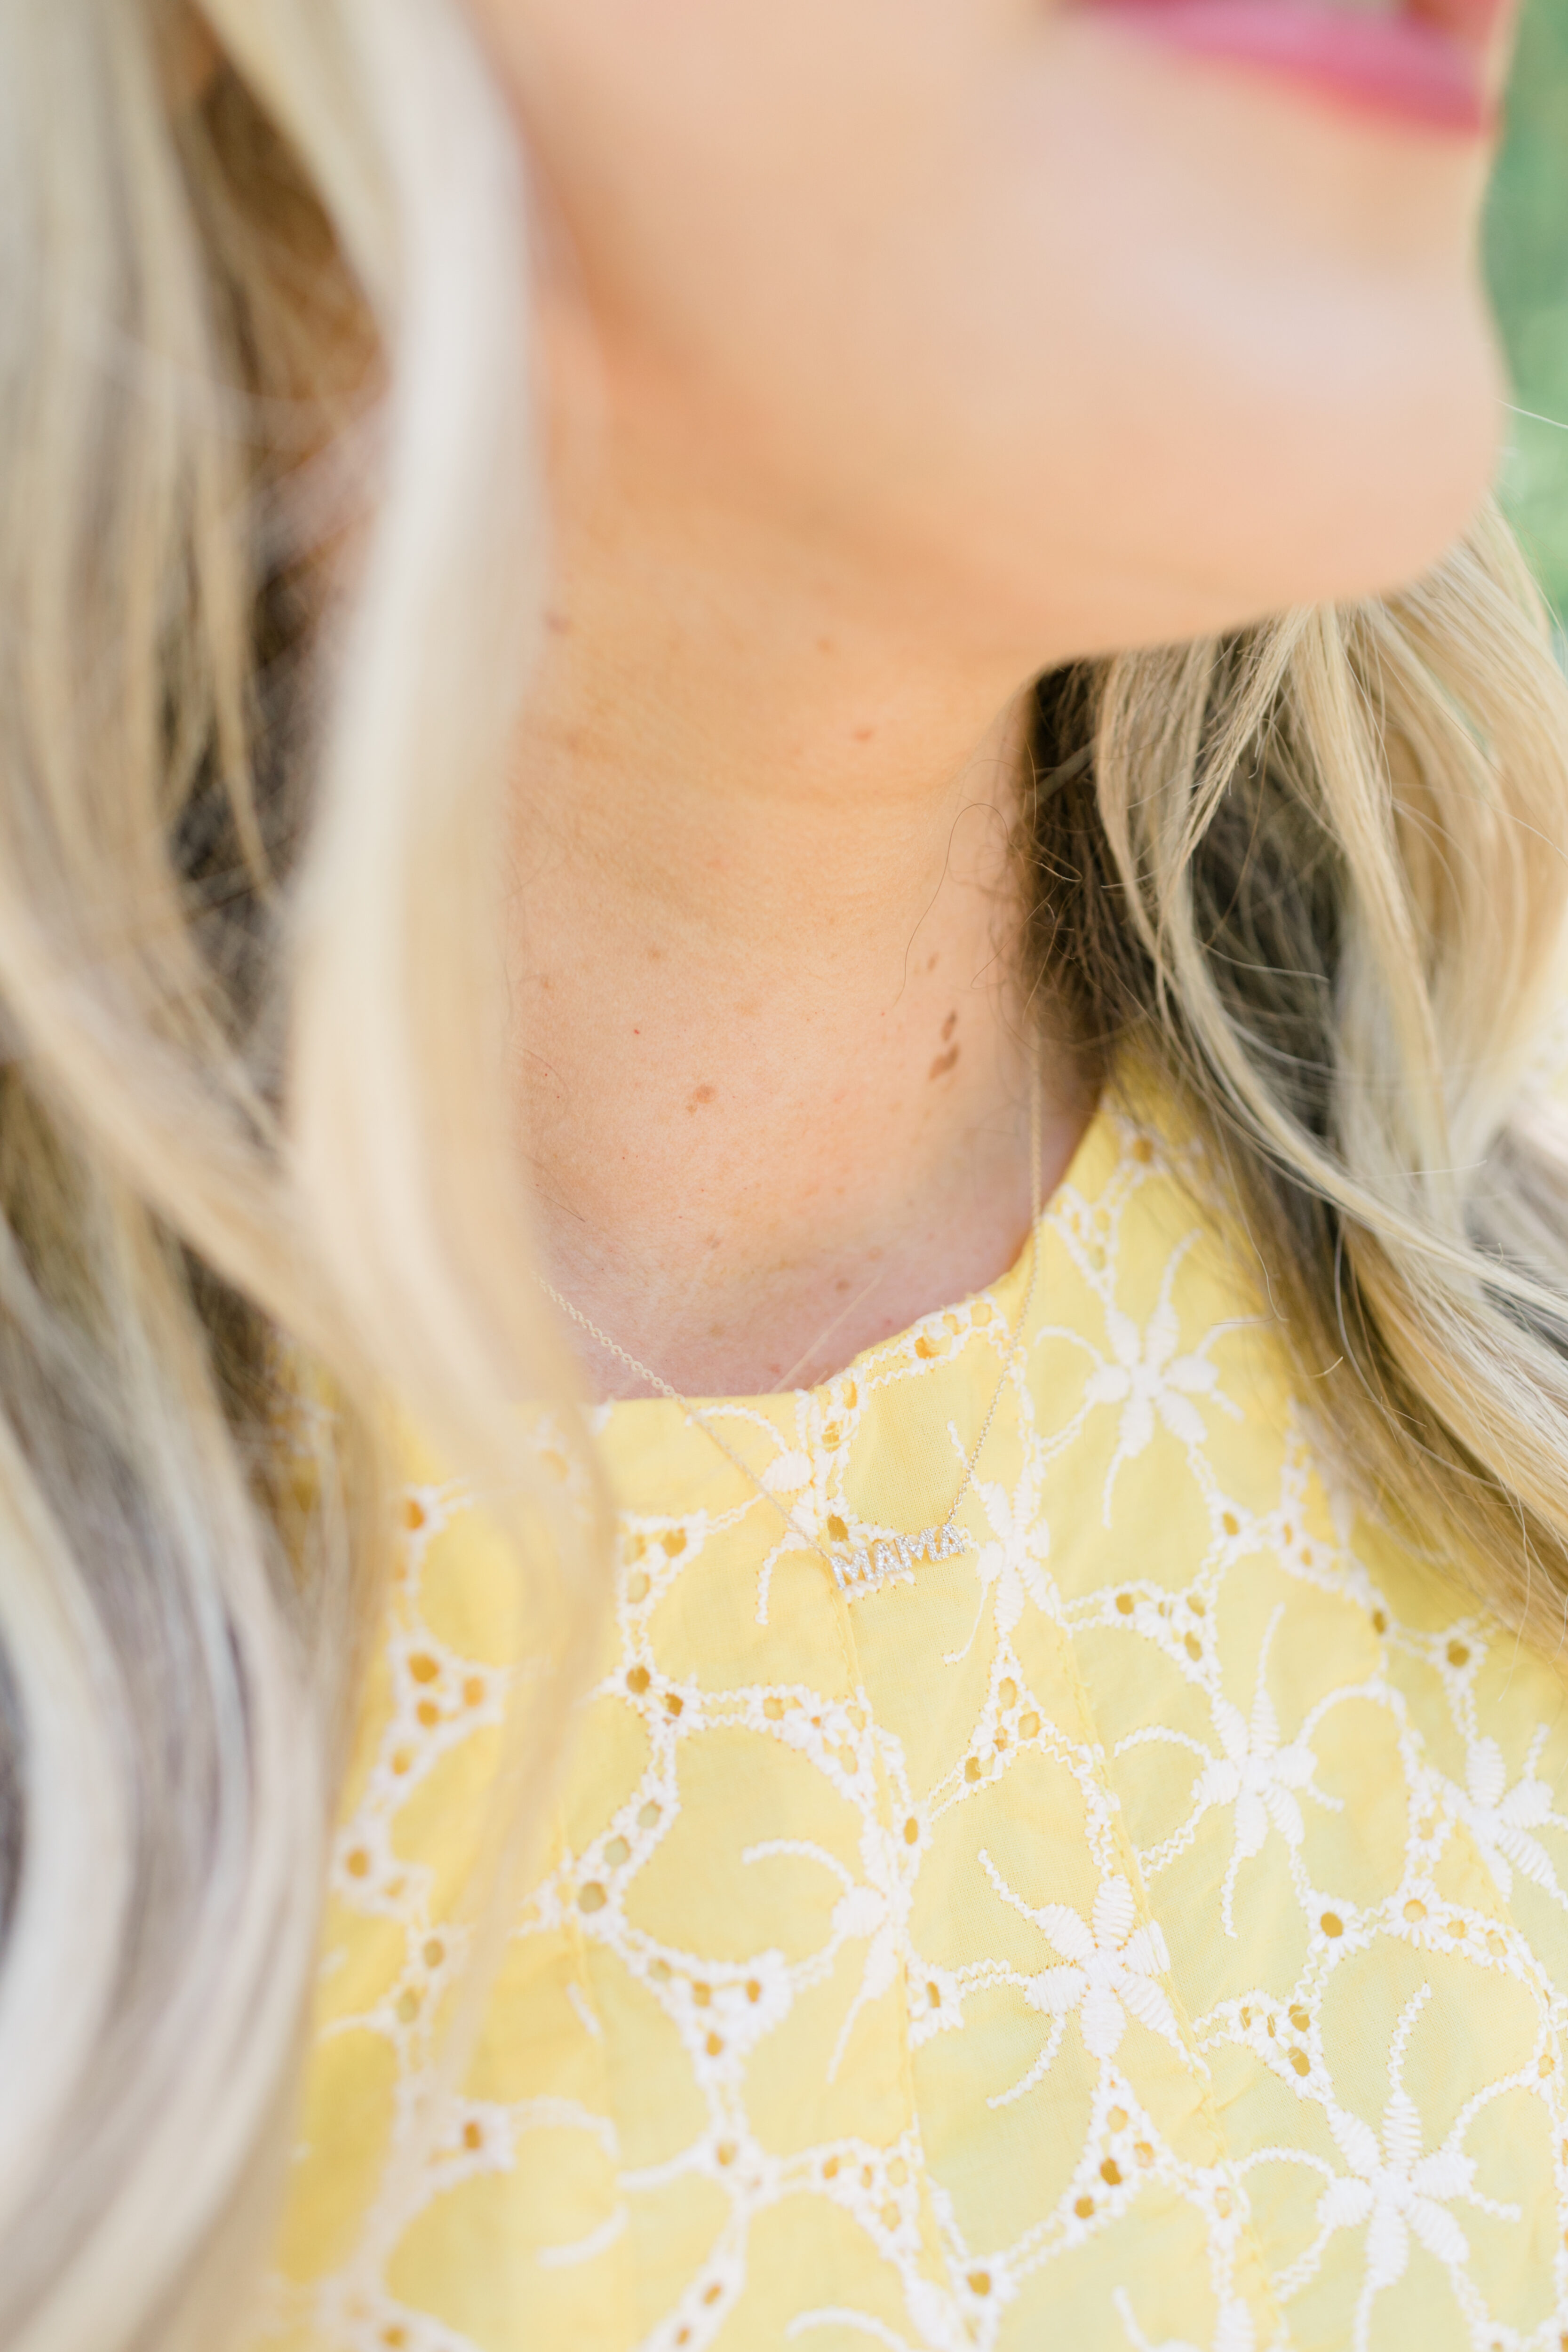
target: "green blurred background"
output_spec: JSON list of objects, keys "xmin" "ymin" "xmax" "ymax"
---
[{"xmin": 1489, "ymin": 0, "xmax": 1568, "ymax": 613}]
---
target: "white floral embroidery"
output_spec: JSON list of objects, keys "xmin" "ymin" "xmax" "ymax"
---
[
  {"xmin": 1317, "ymin": 2106, "xmax": 1470, "ymax": 2280},
  {"xmin": 269, "ymin": 1112, "xmax": 1568, "ymax": 2352},
  {"xmin": 982, "ymin": 1861, "xmax": 1183, "ymax": 2064},
  {"xmin": 945, "ymin": 1437, "xmax": 1054, "ymax": 1663},
  {"xmin": 1450, "ymin": 1732, "xmax": 1562, "ymax": 1903},
  {"xmin": 1197, "ymin": 1609, "xmax": 1320, "ymax": 1930},
  {"xmin": 1316, "ymin": 1991, "xmax": 1472, "ymax": 2343},
  {"xmin": 1082, "ymin": 1239, "xmax": 1241, "ymax": 1518},
  {"xmin": 1120, "ymin": 1605, "xmax": 1331, "ymax": 1931}
]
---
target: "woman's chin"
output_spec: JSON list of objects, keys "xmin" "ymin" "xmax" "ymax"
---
[{"xmin": 1057, "ymin": 361, "xmax": 1507, "ymax": 656}]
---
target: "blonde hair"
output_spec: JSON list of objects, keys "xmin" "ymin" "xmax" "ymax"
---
[{"xmin": 3, "ymin": 3, "xmax": 1568, "ymax": 2345}]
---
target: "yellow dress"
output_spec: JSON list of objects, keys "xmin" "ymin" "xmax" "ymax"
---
[{"xmin": 264, "ymin": 1097, "xmax": 1568, "ymax": 2352}]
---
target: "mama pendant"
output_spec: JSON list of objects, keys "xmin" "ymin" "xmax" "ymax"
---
[
  {"xmin": 542, "ymin": 1057, "xmax": 1042, "ymax": 1609},
  {"xmin": 827, "ymin": 1518, "xmax": 972, "ymax": 1597}
]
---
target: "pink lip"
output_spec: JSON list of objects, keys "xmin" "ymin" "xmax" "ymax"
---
[{"xmin": 1084, "ymin": 0, "xmax": 1499, "ymax": 134}]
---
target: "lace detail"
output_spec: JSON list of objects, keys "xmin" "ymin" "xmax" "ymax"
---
[{"xmin": 262, "ymin": 1107, "xmax": 1568, "ymax": 2351}]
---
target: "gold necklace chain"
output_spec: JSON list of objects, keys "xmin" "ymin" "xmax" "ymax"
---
[{"xmin": 541, "ymin": 1061, "xmax": 1044, "ymax": 1602}]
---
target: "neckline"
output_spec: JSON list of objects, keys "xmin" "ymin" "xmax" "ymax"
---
[{"xmin": 590, "ymin": 1089, "xmax": 1113, "ymax": 1426}]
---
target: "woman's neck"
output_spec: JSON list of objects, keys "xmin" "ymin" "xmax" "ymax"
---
[{"xmin": 506, "ymin": 494, "xmax": 1089, "ymax": 1398}]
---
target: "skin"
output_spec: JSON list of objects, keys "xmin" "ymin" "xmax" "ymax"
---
[{"xmin": 465, "ymin": 0, "xmax": 1509, "ymax": 1397}]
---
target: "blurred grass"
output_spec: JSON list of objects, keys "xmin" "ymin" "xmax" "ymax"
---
[{"xmin": 1488, "ymin": 0, "xmax": 1568, "ymax": 615}]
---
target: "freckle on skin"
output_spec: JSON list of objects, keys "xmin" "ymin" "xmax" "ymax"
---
[
  {"xmin": 853, "ymin": 726, "xmax": 875, "ymax": 743},
  {"xmin": 928, "ymin": 1046, "xmax": 961, "ymax": 1081},
  {"xmin": 687, "ymin": 1084, "xmax": 717, "ymax": 1113},
  {"xmin": 545, "ymin": 610, "xmax": 573, "ymax": 636},
  {"xmin": 647, "ymin": 945, "xmax": 664, "ymax": 961},
  {"xmin": 941, "ymin": 1010, "xmax": 958, "ymax": 1042},
  {"xmin": 926, "ymin": 954, "xmax": 939, "ymax": 974}
]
